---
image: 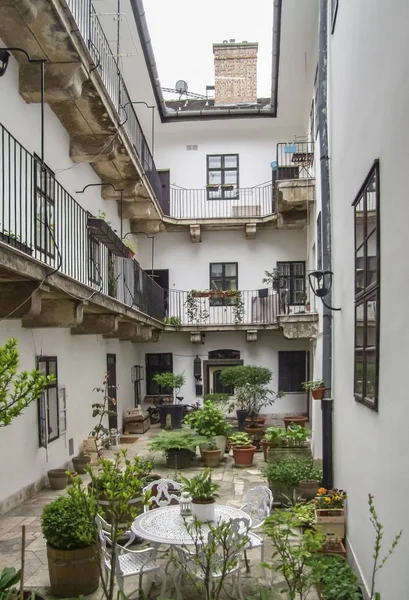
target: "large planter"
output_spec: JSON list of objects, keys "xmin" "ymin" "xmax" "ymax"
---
[
  {"xmin": 201, "ymin": 448, "xmax": 221, "ymax": 468},
  {"xmin": 231, "ymin": 445, "xmax": 256, "ymax": 467},
  {"xmin": 191, "ymin": 499, "xmax": 215, "ymax": 522},
  {"xmin": 158, "ymin": 404, "xmax": 184, "ymax": 429},
  {"xmin": 166, "ymin": 448, "xmax": 195, "ymax": 469},
  {"xmin": 199, "ymin": 435, "xmax": 226, "ymax": 459},
  {"xmin": 267, "ymin": 446, "xmax": 312, "ymax": 462},
  {"xmin": 236, "ymin": 409, "xmax": 249, "ymax": 431},
  {"xmin": 48, "ymin": 470, "xmax": 68, "ymax": 490},
  {"xmin": 315, "ymin": 508, "xmax": 345, "ymax": 539},
  {"xmin": 268, "ymin": 482, "xmax": 298, "ymax": 505},
  {"xmin": 72, "ymin": 455, "xmax": 91, "ymax": 474},
  {"xmin": 283, "ymin": 416, "xmax": 308, "ymax": 430},
  {"xmin": 47, "ymin": 543, "xmax": 99, "ymax": 597},
  {"xmin": 299, "ymin": 479, "xmax": 320, "ymax": 500},
  {"xmin": 317, "ymin": 539, "xmax": 347, "ymax": 557}
]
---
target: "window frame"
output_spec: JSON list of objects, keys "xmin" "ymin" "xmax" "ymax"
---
[
  {"xmin": 331, "ymin": 0, "xmax": 339, "ymax": 33},
  {"xmin": 353, "ymin": 160, "xmax": 380, "ymax": 411},
  {"xmin": 206, "ymin": 154, "xmax": 239, "ymax": 200},
  {"xmin": 37, "ymin": 356, "xmax": 59, "ymax": 446},
  {"xmin": 209, "ymin": 262, "xmax": 238, "ymax": 306},
  {"xmin": 145, "ymin": 353, "xmax": 173, "ymax": 395},
  {"xmin": 88, "ymin": 231, "xmax": 101, "ymax": 285},
  {"xmin": 34, "ymin": 156, "xmax": 55, "ymax": 259},
  {"xmin": 276, "ymin": 261, "xmax": 306, "ymax": 306},
  {"xmin": 278, "ymin": 351, "xmax": 307, "ymax": 393}
]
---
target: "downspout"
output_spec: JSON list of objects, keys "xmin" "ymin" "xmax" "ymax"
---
[
  {"xmin": 317, "ymin": 0, "xmax": 334, "ymax": 488},
  {"xmin": 271, "ymin": 0, "xmax": 282, "ymax": 114}
]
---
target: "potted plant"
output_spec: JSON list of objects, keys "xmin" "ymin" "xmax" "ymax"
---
[
  {"xmin": 311, "ymin": 555, "xmax": 361, "ymax": 600},
  {"xmin": 153, "ymin": 372, "xmax": 186, "ymax": 429},
  {"xmin": 184, "ymin": 400, "xmax": 232, "ymax": 456},
  {"xmin": 229, "ymin": 432, "xmax": 256, "ymax": 467},
  {"xmin": 47, "ymin": 469, "xmax": 68, "ymax": 490},
  {"xmin": 261, "ymin": 458, "xmax": 322, "ymax": 504},
  {"xmin": 316, "ymin": 534, "xmax": 347, "ymax": 557},
  {"xmin": 41, "ymin": 489, "xmax": 99, "ymax": 597},
  {"xmin": 180, "ymin": 468, "xmax": 220, "ymax": 522},
  {"xmin": 200, "ymin": 437, "xmax": 221, "ymax": 468},
  {"xmin": 283, "ymin": 415, "xmax": 309, "ymax": 430},
  {"xmin": 263, "ymin": 425, "xmax": 311, "ymax": 462},
  {"xmin": 302, "ymin": 379, "xmax": 325, "ymax": 400},
  {"xmin": 149, "ymin": 430, "xmax": 206, "ymax": 468},
  {"xmin": 314, "ymin": 488, "xmax": 347, "ymax": 539},
  {"xmin": 260, "ymin": 426, "xmax": 287, "ymax": 461}
]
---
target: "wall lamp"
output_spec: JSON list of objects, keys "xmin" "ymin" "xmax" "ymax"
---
[
  {"xmin": 76, "ymin": 183, "xmax": 124, "ymax": 238},
  {"xmin": 308, "ymin": 270, "xmax": 341, "ymax": 311},
  {"xmin": 193, "ymin": 355, "xmax": 202, "ymax": 381}
]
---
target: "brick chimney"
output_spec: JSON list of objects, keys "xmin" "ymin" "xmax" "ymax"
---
[{"xmin": 213, "ymin": 40, "xmax": 258, "ymax": 105}]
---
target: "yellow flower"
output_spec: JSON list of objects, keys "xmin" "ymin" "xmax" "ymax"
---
[{"xmin": 325, "ymin": 497, "xmax": 331, "ymax": 503}]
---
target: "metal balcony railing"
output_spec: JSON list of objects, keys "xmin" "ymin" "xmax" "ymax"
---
[
  {"xmin": 65, "ymin": 0, "xmax": 164, "ymax": 209},
  {"xmin": 0, "ymin": 122, "xmax": 164, "ymax": 322},
  {"xmin": 272, "ymin": 141, "xmax": 315, "ymax": 200},
  {"xmin": 166, "ymin": 289, "xmax": 312, "ymax": 327},
  {"xmin": 170, "ymin": 184, "xmax": 273, "ymax": 219}
]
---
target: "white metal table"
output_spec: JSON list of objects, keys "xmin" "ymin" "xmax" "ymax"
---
[{"xmin": 131, "ymin": 504, "xmax": 252, "ymax": 546}]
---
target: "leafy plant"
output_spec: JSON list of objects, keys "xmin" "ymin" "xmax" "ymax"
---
[
  {"xmin": 185, "ymin": 291, "xmax": 209, "ymax": 325},
  {"xmin": 163, "ymin": 316, "xmax": 183, "ymax": 329},
  {"xmin": 219, "ymin": 365, "xmax": 284, "ymax": 416},
  {"xmin": 263, "ymin": 426, "xmax": 287, "ymax": 447},
  {"xmin": 96, "ymin": 210, "xmax": 112, "ymax": 226},
  {"xmin": 179, "ymin": 468, "xmax": 220, "ymax": 501},
  {"xmin": 90, "ymin": 372, "xmax": 118, "ymax": 443},
  {"xmin": 0, "ymin": 567, "xmax": 21, "ymax": 600},
  {"xmin": 123, "ymin": 237, "xmax": 137, "ymax": 253},
  {"xmin": 288, "ymin": 502, "xmax": 316, "ymax": 528},
  {"xmin": 314, "ymin": 488, "xmax": 346, "ymax": 509},
  {"xmin": 311, "ymin": 555, "xmax": 361, "ymax": 600},
  {"xmin": 204, "ymin": 437, "xmax": 218, "ymax": 451},
  {"xmin": 286, "ymin": 424, "xmax": 309, "ymax": 447},
  {"xmin": 203, "ymin": 393, "xmax": 230, "ymax": 404},
  {"xmin": 263, "ymin": 510, "xmax": 325, "ymax": 600},
  {"xmin": 261, "ymin": 458, "xmax": 322, "ymax": 486},
  {"xmin": 41, "ymin": 491, "xmax": 97, "ymax": 550},
  {"xmin": 229, "ymin": 432, "xmax": 252, "ymax": 448},
  {"xmin": 149, "ymin": 430, "xmax": 206, "ymax": 455},
  {"xmin": 0, "ymin": 338, "xmax": 54, "ymax": 427},
  {"xmin": 184, "ymin": 400, "xmax": 232, "ymax": 437},
  {"xmin": 231, "ymin": 291, "xmax": 245, "ymax": 325},
  {"xmin": 153, "ymin": 372, "xmax": 185, "ymax": 398},
  {"xmin": 302, "ymin": 379, "xmax": 324, "ymax": 391}
]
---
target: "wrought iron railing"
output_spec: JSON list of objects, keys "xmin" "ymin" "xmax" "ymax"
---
[
  {"xmin": 169, "ymin": 184, "xmax": 273, "ymax": 219},
  {"xmin": 166, "ymin": 289, "xmax": 312, "ymax": 327},
  {"xmin": 0, "ymin": 122, "xmax": 164, "ymax": 321},
  {"xmin": 65, "ymin": 0, "xmax": 164, "ymax": 208},
  {"xmin": 272, "ymin": 141, "xmax": 315, "ymax": 200}
]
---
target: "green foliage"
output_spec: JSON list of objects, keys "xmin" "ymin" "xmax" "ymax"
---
[
  {"xmin": 311, "ymin": 555, "xmax": 361, "ymax": 600},
  {"xmin": 90, "ymin": 373, "xmax": 118, "ymax": 441},
  {"xmin": 288, "ymin": 502, "xmax": 316, "ymax": 528},
  {"xmin": 185, "ymin": 291, "xmax": 209, "ymax": 325},
  {"xmin": 123, "ymin": 238, "xmax": 137, "ymax": 253},
  {"xmin": 261, "ymin": 458, "xmax": 322, "ymax": 486},
  {"xmin": 179, "ymin": 468, "xmax": 220, "ymax": 501},
  {"xmin": 149, "ymin": 430, "xmax": 206, "ymax": 455},
  {"xmin": 302, "ymin": 379, "xmax": 324, "ymax": 391},
  {"xmin": 153, "ymin": 372, "xmax": 185, "ymax": 396},
  {"xmin": 263, "ymin": 426, "xmax": 287, "ymax": 446},
  {"xmin": 163, "ymin": 316, "xmax": 182, "ymax": 329},
  {"xmin": 204, "ymin": 437, "xmax": 218, "ymax": 451},
  {"xmin": 262, "ymin": 268, "xmax": 279, "ymax": 286},
  {"xmin": 229, "ymin": 432, "xmax": 252, "ymax": 448},
  {"xmin": 0, "ymin": 338, "xmax": 55, "ymax": 427},
  {"xmin": 219, "ymin": 365, "xmax": 284, "ymax": 415},
  {"xmin": 286, "ymin": 424, "xmax": 309, "ymax": 447},
  {"xmin": 203, "ymin": 393, "xmax": 230, "ymax": 405},
  {"xmin": 96, "ymin": 210, "xmax": 112, "ymax": 226},
  {"xmin": 219, "ymin": 365, "xmax": 272, "ymax": 387},
  {"xmin": 184, "ymin": 401, "xmax": 232, "ymax": 437},
  {"xmin": 263, "ymin": 510, "xmax": 325, "ymax": 600},
  {"xmin": 0, "ymin": 567, "xmax": 21, "ymax": 600},
  {"xmin": 41, "ymin": 491, "xmax": 97, "ymax": 550}
]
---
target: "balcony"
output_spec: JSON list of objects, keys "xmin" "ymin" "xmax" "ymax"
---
[
  {"xmin": 0, "ymin": 121, "xmax": 164, "ymax": 339},
  {"xmin": 165, "ymin": 289, "xmax": 318, "ymax": 340}
]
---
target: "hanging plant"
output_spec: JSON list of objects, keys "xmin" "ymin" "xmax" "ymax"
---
[
  {"xmin": 232, "ymin": 291, "xmax": 245, "ymax": 325},
  {"xmin": 185, "ymin": 291, "xmax": 209, "ymax": 325}
]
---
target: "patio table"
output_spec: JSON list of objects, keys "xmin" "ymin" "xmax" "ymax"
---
[{"xmin": 131, "ymin": 504, "xmax": 252, "ymax": 546}]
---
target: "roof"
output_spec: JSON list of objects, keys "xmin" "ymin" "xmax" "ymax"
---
[{"xmin": 165, "ymin": 98, "xmax": 272, "ymax": 113}]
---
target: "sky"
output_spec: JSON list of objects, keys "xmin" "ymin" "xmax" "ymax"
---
[{"xmin": 143, "ymin": 0, "xmax": 274, "ymax": 98}]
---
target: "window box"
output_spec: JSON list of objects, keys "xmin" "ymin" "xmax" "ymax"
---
[
  {"xmin": 0, "ymin": 231, "xmax": 33, "ymax": 256},
  {"xmin": 220, "ymin": 184, "xmax": 234, "ymax": 191},
  {"xmin": 314, "ymin": 508, "xmax": 345, "ymax": 539},
  {"xmin": 87, "ymin": 217, "xmax": 133, "ymax": 259},
  {"xmin": 206, "ymin": 184, "xmax": 219, "ymax": 190}
]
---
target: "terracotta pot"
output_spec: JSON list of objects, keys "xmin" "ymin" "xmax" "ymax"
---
[
  {"xmin": 245, "ymin": 416, "xmax": 266, "ymax": 425},
  {"xmin": 47, "ymin": 469, "xmax": 68, "ymax": 490},
  {"xmin": 260, "ymin": 439, "xmax": 271, "ymax": 462},
  {"xmin": 202, "ymin": 448, "xmax": 221, "ymax": 468},
  {"xmin": 47, "ymin": 543, "xmax": 99, "ymax": 597},
  {"xmin": 299, "ymin": 479, "xmax": 320, "ymax": 500},
  {"xmin": 283, "ymin": 416, "xmax": 308, "ymax": 430},
  {"xmin": 312, "ymin": 387, "xmax": 325, "ymax": 400},
  {"xmin": 244, "ymin": 426, "xmax": 264, "ymax": 438},
  {"xmin": 72, "ymin": 455, "xmax": 91, "ymax": 474},
  {"xmin": 231, "ymin": 445, "xmax": 256, "ymax": 467}
]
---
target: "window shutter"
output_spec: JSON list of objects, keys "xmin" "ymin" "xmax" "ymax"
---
[
  {"xmin": 38, "ymin": 392, "xmax": 48, "ymax": 448},
  {"xmin": 58, "ymin": 386, "xmax": 67, "ymax": 435}
]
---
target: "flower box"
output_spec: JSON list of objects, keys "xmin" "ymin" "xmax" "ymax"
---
[
  {"xmin": 315, "ymin": 508, "xmax": 345, "ymax": 539},
  {"xmin": 317, "ymin": 539, "xmax": 346, "ymax": 557},
  {"xmin": 87, "ymin": 217, "xmax": 132, "ymax": 259},
  {"xmin": 0, "ymin": 231, "xmax": 33, "ymax": 256}
]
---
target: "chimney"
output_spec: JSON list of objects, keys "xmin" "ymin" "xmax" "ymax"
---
[{"xmin": 213, "ymin": 40, "xmax": 258, "ymax": 105}]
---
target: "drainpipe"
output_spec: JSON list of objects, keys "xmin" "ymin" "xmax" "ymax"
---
[{"xmin": 317, "ymin": 0, "xmax": 334, "ymax": 489}]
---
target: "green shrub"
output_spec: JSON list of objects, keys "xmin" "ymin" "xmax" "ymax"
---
[
  {"xmin": 149, "ymin": 430, "xmax": 206, "ymax": 455},
  {"xmin": 184, "ymin": 401, "xmax": 232, "ymax": 437},
  {"xmin": 312, "ymin": 555, "xmax": 361, "ymax": 600},
  {"xmin": 261, "ymin": 458, "xmax": 322, "ymax": 486},
  {"xmin": 41, "ymin": 495, "xmax": 96, "ymax": 550}
]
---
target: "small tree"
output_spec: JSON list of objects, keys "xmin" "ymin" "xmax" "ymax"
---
[
  {"xmin": 153, "ymin": 372, "xmax": 185, "ymax": 403},
  {"xmin": 90, "ymin": 373, "xmax": 118, "ymax": 445},
  {"xmin": 0, "ymin": 338, "xmax": 54, "ymax": 427}
]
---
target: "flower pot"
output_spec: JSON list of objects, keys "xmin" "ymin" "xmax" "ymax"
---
[
  {"xmin": 312, "ymin": 387, "xmax": 325, "ymax": 400},
  {"xmin": 72, "ymin": 455, "xmax": 91, "ymax": 474},
  {"xmin": 158, "ymin": 404, "xmax": 184, "ymax": 429},
  {"xmin": 299, "ymin": 479, "xmax": 320, "ymax": 500},
  {"xmin": 47, "ymin": 543, "xmax": 99, "ymax": 597},
  {"xmin": 215, "ymin": 435, "xmax": 227, "ymax": 456},
  {"xmin": 191, "ymin": 499, "xmax": 215, "ymax": 522},
  {"xmin": 317, "ymin": 539, "xmax": 347, "ymax": 557},
  {"xmin": 47, "ymin": 469, "xmax": 68, "ymax": 490},
  {"xmin": 267, "ymin": 446, "xmax": 312, "ymax": 461},
  {"xmin": 315, "ymin": 508, "xmax": 345, "ymax": 539},
  {"xmin": 166, "ymin": 448, "xmax": 195, "ymax": 469},
  {"xmin": 283, "ymin": 416, "xmax": 308, "ymax": 430},
  {"xmin": 201, "ymin": 448, "xmax": 221, "ymax": 468},
  {"xmin": 198, "ymin": 291, "xmax": 211, "ymax": 297},
  {"xmin": 231, "ymin": 445, "xmax": 256, "ymax": 467},
  {"xmin": 268, "ymin": 482, "xmax": 298, "ymax": 505},
  {"xmin": 236, "ymin": 409, "xmax": 249, "ymax": 431},
  {"xmin": 245, "ymin": 416, "xmax": 266, "ymax": 426},
  {"xmin": 260, "ymin": 439, "xmax": 271, "ymax": 462},
  {"xmin": 244, "ymin": 426, "xmax": 264, "ymax": 438}
]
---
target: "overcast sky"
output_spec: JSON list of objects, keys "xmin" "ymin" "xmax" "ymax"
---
[{"xmin": 143, "ymin": 0, "xmax": 274, "ymax": 98}]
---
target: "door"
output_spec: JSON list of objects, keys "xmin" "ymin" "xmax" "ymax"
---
[
  {"xmin": 147, "ymin": 269, "xmax": 169, "ymax": 316},
  {"xmin": 106, "ymin": 354, "xmax": 118, "ymax": 429},
  {"xmin": 158, "ymin": 170, "xmax": 170, "ymax": 215}
]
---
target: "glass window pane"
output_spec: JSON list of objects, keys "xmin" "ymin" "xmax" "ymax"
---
[
  {"xmin": 208, "ymin": 171, "xmax": 222, "ymax": 185},
  {"xmin": 278, "ymin": 263, "xmax": 290, "ymax": 276},
  {"xmin": 224, "ymin": 279, "xmax": 237, "ymax": 291},
  {"xmin": 355, "ymin": 303, "xmax": 364, "ymax": 397},
  {"xmin": 365, "ymin": 349, "xmax": 376, "ymax": 401},
  {"xmin": 224, "ymin": 171, "xmax": 238, "ymax": 185},
  {"xmin": 211, "ymin": 264, "xmax": 223, "ymax": 277},
  {"xmin": 208, "ymin": 156, "xmax": 222, "ymax": 169},
  {"xmin": 224, "ymin": 264, "xmax": 237, "ymax": 277},
  {"xmin": 38, "ymin": 361, "xmax": 47, "ymax": 376},
  {"xmin": 48, "ymin": 360, "xmax": 57, "ymax": 378},
  {"xmin": 48, "ymin": 388, "xmax": 58, "ymax": 440},
  {"xmin": 224, "ymin": 155, "xmax": 238, "ymax": 168},
  {"xmin": 210, "ymin": 279, "xmax": 223, "ymax": 291},
  {"xmin": 355, "ymin": 251, "xmax": 364, "ymax": 296}
]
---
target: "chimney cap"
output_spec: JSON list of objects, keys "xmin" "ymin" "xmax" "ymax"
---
[{"xmin": 213, "ymin": 41, "xmax": 258, "ymax": 51}]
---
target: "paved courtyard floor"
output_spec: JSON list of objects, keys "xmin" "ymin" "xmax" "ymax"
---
[{"xmin": 0, "ymin": 424, "xmax": 318, "ymax": 599}]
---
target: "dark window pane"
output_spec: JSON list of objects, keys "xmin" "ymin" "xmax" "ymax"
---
[
  {"xmin": 355, "ymin": 252, "xmax": 364, "ymax": 296},
  {"xmin": 279, "ymin": 351, "xmax": 306, "ymax": 392}
]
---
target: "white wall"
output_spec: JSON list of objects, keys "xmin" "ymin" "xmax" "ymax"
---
[
  {"xmin": 134, "ymin": 330, "xmax": 310, "ymax": 415},
  {"xmin": 328, "ymin": 1, "xmax": 409, "ymax": 597}
]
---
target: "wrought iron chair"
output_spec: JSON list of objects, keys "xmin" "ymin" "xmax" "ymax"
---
[
  {"xmin": 142, "ymin": 478, "xmax": 182, "ymax": 512},
  {"xmin": 96, "ymin": 514, "xmax": 166, "ymax": 598},
  {"xmin": 239, "ymin": 485, "xmax": 274, "ymax": 572},
  {"xmin": 96, "ymin": 513, "xmax": 137, "ymax": 548},
  {"xmin": 173, "ymin": 517, "xmax": 249, "ymax": 600}
]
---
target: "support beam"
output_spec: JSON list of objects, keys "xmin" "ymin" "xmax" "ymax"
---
[
  {"xmin": 101, "ymin": 180, "xmax": 146, "ymax": 202},
  {"xmin": 190, "ymin": 224, "xmax": 201, "ymax": 243},
  {"xmin": 246, "ymin": 329, "xmax": 258, "ymax": 342},
  {"xmin": 0, "ymin": 282, "xmax": 42, "ymax": 319},
  {"xmin": 130, "ymin": 220, "xmax": 165, "ymax": 235},
  {"xmin": 22, "ymin": 300, "xmax": 85, "ymax": 328},
  {"xmin": 103, "ymin": 321, "xmax": 141, "ymax": 341},
  {"xmin": 122, "ymin": 201, "xmax": 153, "ymax": 220},
  {"xmin": 70, "ymin": 134, "xmax": 119, "ymax": 164},
  {"xmin": 71, "ymin": 314, "xmax": 119, "ymax": 336},
  {"xmin": 19, "ymin": 62, "xmax": 88, "ymax": 103},
  {"xmin": 245, "ymin": 223, "xmax": 257, "ymax": 239}
]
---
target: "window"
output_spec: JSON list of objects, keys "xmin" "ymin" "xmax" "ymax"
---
[
  {"xmin": 276, "ymin": 262, "xmax": 306, "ymax": 305},
  {"xmin": 37, "ymin": 357, "xmax": 60, "ymax": 446},
  {"xmin": 208, "ymin": 350, "xmax": 240, "ymax": 360},
  {"xmin": 34, "ymin": 157, "xmax": 55, "ymax": 258},
  {"xmin": 88, "ymin": 232, "xmax": 101, "ymax": 285},
  {"xmin": 209, "ymin": 263, "xmax": 238, "ymax": 306},
  {"xmin": 279, "ymin": 351, "xmax": 307, "ymax": 392},
  {"xmin": 206, "ymin": 154, "xmax": 239, "ymax": 199},
  {"xmin": 354, "ymin": 161, "xmax": 380, "ymax": 410},
  {"xmin": 146, "ymin": 353, "xmax": 173, "ymax": 395},
  {"xmin": 331, "ymin": 0, "xmax": 339, "ymax": 32}
]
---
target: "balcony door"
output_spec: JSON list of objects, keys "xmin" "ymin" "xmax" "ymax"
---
[
  {"xmin": 146, "ymin": 269, "xmax": 169, "ymax": 316},
  {"xmin": 106, "ymin": 354, "xmax": 118, "ymax": 430},
  {"xmin": 158, "ymin": 170, "xmax": 170, "ymax": 215}
]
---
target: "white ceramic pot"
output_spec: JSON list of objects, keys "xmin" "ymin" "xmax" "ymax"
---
[
  {"xmin": 214, "ymin": 435, "xmax": 227, "ymax": 456},
  {"xmin": 191, "ymin": 500, "xmax": 215, "ymax": 522}
]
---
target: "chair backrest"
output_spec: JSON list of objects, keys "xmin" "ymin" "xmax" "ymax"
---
[
  {"xmin": 242, "ymin": 486, "xmax": 273, "ymax": 528},
  {"xmin": 96, "ymin": 514, "xmax": 115, "ymax": 565},
  {"xmin": 143, "ymin": 478, "xmax": 182, "ymax": 512}
]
